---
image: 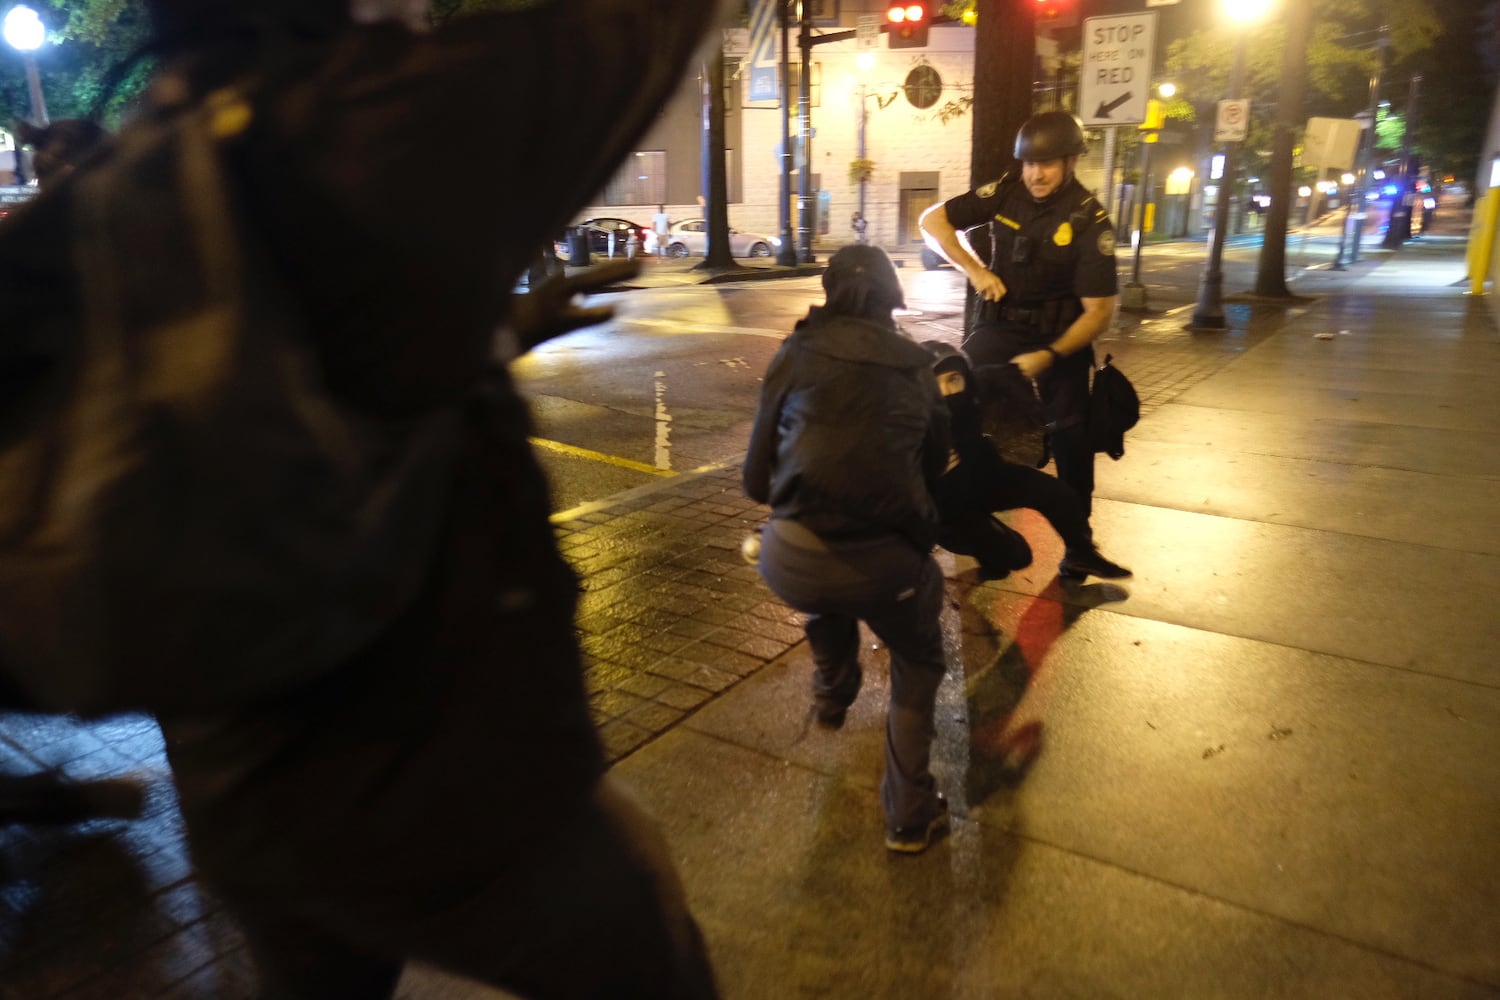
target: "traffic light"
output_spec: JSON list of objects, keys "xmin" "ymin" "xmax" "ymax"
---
[
  {"xmin": 1034, "ymin": 0, "xmax": 1077, "ymax": 31},
  {"xmin": 887, "ymin": 1, "xmax": 929, "ymax": 49}
]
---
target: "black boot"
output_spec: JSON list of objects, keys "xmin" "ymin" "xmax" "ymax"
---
[{"xmin": 1058, "ymin": 546, "xmax": 1131, "ymax": 582}]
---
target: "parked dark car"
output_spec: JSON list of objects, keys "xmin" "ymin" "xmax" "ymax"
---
[{"xmin": 554, "ymin": 216, "xmax": 649, "ymax": 260}]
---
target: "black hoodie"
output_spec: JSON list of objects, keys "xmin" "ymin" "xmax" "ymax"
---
[{"xmin": 744, "ymin": 307, "xmax": 950, "ymax": 551}]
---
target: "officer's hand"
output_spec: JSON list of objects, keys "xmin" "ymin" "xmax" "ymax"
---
[
  {"xmin": 1010, "ymin": 349, "xmax": 1054, "ymax": 380},
  {"xmin": 969, "ymin": 269, "xmax": 1006, "ymax": 302},
  {"xmin": 507, "ymin": 260, "xmax": 640, "ymax": 355}
]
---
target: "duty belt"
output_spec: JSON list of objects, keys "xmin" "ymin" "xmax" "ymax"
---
[{"xmin": 997, "ymin": 304, "xmax": 1044, "ymax": 325}]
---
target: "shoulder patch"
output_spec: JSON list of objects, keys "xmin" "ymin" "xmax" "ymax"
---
[
  {"xmin": 1097, "ymin": 229, "xmax": 1116, "ymax": 256},
  {"xmin": 976, "ymin": 180, "xmax": 1000, "ymax": 199}
]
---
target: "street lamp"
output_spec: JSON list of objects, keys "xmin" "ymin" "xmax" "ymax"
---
[
  {"xmin": 1190, "ymin": 0, "xmax": 1271, "ymax": 330},
  {"xmin": 3, "ymin": 4, "xmax": 49, "ymax": 126}
]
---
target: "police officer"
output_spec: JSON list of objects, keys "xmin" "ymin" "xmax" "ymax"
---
[{"xmin": 918, "ymin": 110, "xmax": 1128, "ymax": 582}]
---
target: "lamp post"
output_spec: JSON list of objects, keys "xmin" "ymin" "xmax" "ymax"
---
[
  {"xmin": 1348, "ymin": 28, "xmax": 1387, "ymax": 265},
  {"xmin": 855, "ymin": 52, "xmax": 874, "ymax": 244},
  {"xmin": 1190, "ymin": 0, "xmax": 1269, "ymax": 330},
  {"xmin": 3, "ymin": 4, "xmax": 48, "ymax": 126},
  {"xmin": 1331, "ymin": 171, "xmax": 1356, "ymax": 269},
  {"xmin": 776, "ymin": 0, "xmax": 797, "ymax": 266},
  {"xmin": 1123, "ymin": 83, "xmax": 1173, "ymax": 313}
]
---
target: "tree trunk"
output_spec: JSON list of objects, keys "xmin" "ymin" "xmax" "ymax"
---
[
  {"xmin": 966, "ymin": 0, "xmax": 1037, "ymax": 333},
  {"xmin": 1253, "ymin": 1, "xmax": 1311, "ymax": 297},
  {"xmin": 972, "ymin": 0, "xmax": 1036, "ymax": 187},
  {"xmin": 700, "ymin": 49, "xmax": 738, "ymax": 270}
]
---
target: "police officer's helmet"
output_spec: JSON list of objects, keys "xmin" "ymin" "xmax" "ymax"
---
[
  {"xmin": 822, "ymin": 245, "xmax": 906, "ymax": 319},
  {"xmin": 1014, "ymin": 111, "xmax": 1087, "ymax": 162}
]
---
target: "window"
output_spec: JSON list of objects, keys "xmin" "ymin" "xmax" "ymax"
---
[
  {"xmin": 903, "ymin": 65, "xmax": 942, "ymax": 110},
  {"xmin": 601, "ymin": 150, "xmax": 666, "ymax": 206}
]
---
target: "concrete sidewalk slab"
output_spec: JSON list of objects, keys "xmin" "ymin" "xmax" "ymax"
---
[
  {"xmin": 1125, "ymin": 406, "xmax": 1500, "ymax": 482},
  {"xmin": 1082, "ymin": 501, "xmax": 1498, "ymax": 684},
  {"xmin": 1098, "ymin": 437, "xmax": 1500, "ymax": 553}
]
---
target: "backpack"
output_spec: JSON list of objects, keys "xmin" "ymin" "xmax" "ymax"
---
[
  {"xmin": 1088, "ymin": 353, "xmax": 1139, "ymax": 460},
  {"xmin": 0, "ymin": 83, "xmax": 460, "ymax": 717}
]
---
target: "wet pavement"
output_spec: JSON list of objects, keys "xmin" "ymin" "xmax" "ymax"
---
[{"xmin": 3, "ymin": 216, "xmax": 1498, "ymax": 998}]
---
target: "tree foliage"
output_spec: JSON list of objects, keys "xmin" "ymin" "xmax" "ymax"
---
[
  {"xmin": 1161, "ymin": 0, "xmax": 1493, "ymax": 181},
  {"xmin": 0, "ymin": 0, "xmax": 543, "ymax": 127}
]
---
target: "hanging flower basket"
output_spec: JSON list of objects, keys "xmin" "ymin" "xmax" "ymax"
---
[{"xmin": 848, "ymin": 158, "xmax": 875, "ymax": 186}]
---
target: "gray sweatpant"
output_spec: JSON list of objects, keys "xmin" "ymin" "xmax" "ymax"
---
[{"xmin": 757, "ymin": 519, "xmax": 948, "ymax": 833}]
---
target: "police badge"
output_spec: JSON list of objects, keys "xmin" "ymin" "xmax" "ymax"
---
[{"xmin": 1053, "ymin": 221, "xmax": 1073, "ymax": 247}]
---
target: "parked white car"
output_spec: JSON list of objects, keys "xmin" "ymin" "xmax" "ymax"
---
[{"xmin": 659, "ymin": 219, "xmax": 780, "ymax": 258}]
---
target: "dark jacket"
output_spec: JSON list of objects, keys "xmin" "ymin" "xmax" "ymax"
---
[
  {"xmin": 0, "ymin": 1, "xmax": 722, "ymax": 902},
  {"xmin": 744, "ymin": 307, "xmax": 950, "ymax": 551}
]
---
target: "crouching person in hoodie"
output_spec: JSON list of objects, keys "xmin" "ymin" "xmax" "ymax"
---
[
  {"xmin": 743, "ymin": 246, "xmax": 953, "ymax": 855},
  {"xmin": 925, "ymin": 342, "xmax": 1130, "ymax": 583}
]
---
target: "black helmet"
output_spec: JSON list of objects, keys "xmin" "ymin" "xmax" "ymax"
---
[
  {"xmin": 822, "ymin": 244, "xmax": 906, "ymax": 318},
  {"xmin": 1014, "ymin": 111, "xmax": 1087, "ymax": 161}
]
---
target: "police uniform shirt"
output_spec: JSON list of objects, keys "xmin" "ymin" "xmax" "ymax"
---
[{"xmin": 942, "ymin": 174, "xmax": 1118, "ymax": 308}]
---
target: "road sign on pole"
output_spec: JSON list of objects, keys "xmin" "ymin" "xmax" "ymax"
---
[
  {"xmin": 1079, "ymin": 13, "xmax": 1157, "ymax": 127},
  {"xmin": 1214, "ymin": 99, "xmax": 1250, "ymax": 142}
]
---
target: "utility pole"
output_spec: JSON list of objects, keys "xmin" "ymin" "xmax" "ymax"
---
[
  {"xmin": 796, "ymin": 3, "xmax": 814, "ymax": 263},
  {"xmin": 1349, "ymin": 28, "xmax": 1386, "ymax": 265},
  {"xmin": 1190, "ymin": 35, "xmax": 1248, "ymax": 330},
  {"xmin": 1381, "ymin": 73, "xmax": 1421, "ymax": 249},
  {"xmin": 776, "ymin": 0, "xmax": 797, "ymax": 266}
]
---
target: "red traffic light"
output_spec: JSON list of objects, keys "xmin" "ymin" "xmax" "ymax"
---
[
  {"xmin": 887, "ymin": 2, "xmax": 926, "ymax": 24},
  {"xmin": 1034, "ymin": 0, "xmax": 1076, "ymax": 28},
  {"xmin": 888, "ymin": 0, "xmax": 929, "ymax": 46}
]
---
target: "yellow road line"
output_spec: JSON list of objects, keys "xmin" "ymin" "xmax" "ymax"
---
[{"xmin": 528, "ymin": 437, "xmax": 676, "ymax": 478}]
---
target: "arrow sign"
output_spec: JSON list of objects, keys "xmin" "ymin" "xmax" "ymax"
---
[
  {"xmin": 1080, "ymin": 13, "xmax": 1157, "ymax": 126},
  {"xmin": 1094, "ymin": 92, "xmax": 1133, "ymax": 119}
]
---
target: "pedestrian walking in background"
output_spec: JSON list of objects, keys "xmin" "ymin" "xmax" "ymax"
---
[
  {"xmin": 743, "ymin": 245, "xmax": 954, "ymax": 854},
  {"xmin": 0, "ymin": 0, "xmax": 725, "ymax": 996},
  {"xmin": 654, "ymin": 203, "xmax": 673, "ymax": 255},
  {"xmin": 919, "ymin": 111, "xmax": 1127, "ymax": 583}
]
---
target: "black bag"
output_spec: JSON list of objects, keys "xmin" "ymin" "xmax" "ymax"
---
[
  {"xmin": 0, "ymin": 85, "xmax": 460, "ymax": 717},
  {"xmin": 1088, "ymin": 353, "xmax": 1139, "ymax": 460},
  {"xmin": 974, "ymin": 362, "xmax": 1051, "ymax": 469}
]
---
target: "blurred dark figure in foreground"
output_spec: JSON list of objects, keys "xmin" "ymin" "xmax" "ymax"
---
[
  {"xmin": 743, "ymin": 246, "xmax": 954, "ymax": 855},
  {"xmin": 14, "ymin": 119, "xmax": 110, "ymax": 188},
  {"xmin": 0, "ymin": 116, "xmax": 142, "ymax": 834},
  {"xmin": 0, "ymin": 0, "xmax": 723, "ymax": 996}
]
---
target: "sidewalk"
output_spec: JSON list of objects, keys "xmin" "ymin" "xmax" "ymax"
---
[{"xmin": 2, "ymin": 228, "xmax": 1497, "ymax": 998}]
